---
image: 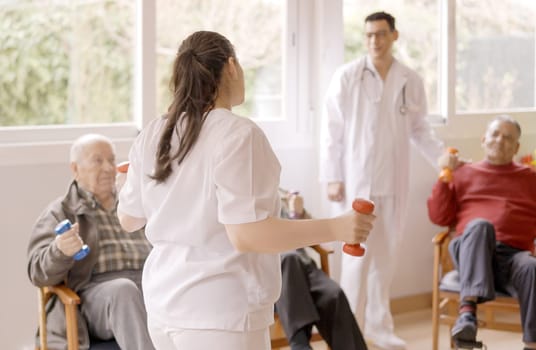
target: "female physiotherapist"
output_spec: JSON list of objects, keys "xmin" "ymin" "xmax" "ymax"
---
[{"xmin": 117, "ymin": 31, "xmax": 374, "ymax": 350}]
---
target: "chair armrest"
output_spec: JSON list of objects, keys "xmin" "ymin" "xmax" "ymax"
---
[
  {"xmin": 39, "ymin": 284, "xmax": 81, "ymax": 350},
  {"xmin": 44, "ymin": 284, "xmax": 81, "ymax": 305},
  {"xmin": 432, "ymin": 230, "xmax": 451, "ymax": 245},
  {"xmin": 310, "ymin": 244, "xmax": 333, "ymax": 276},
  {"xmin": 310, "ymin": 244, "xmax": 333, "ymax": 257}
]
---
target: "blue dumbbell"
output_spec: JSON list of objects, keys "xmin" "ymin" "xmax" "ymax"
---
[{"xmin": 55, "ymin": 219, "xmax": 90, "ymax": 261}]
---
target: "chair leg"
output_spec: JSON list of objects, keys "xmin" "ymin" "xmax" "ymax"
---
[
  {"xmin": 432, "ymin": 245, "xmax": 442, "ymax": 350},
  {"xmin": 38, "ymin": 289, "xmax": 48, "ymax": 350},
  {"xmin": 64, "ymin": 304, "xmax": 79, "ymax": 350},
  {"xmin": 449, "ymin": 325, "xmax": 455, "ymax": 350},
  {"xmin": 431, "ymin": 313, "xmax": 439, "ymax": 350}
]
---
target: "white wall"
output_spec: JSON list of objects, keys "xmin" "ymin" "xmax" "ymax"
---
[{"xmin": 2, "ymin": 162, "xmax": 73, "ymax": 349}]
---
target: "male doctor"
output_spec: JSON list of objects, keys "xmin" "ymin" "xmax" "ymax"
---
[{"xmin": 319, "ymin": 11, "xmax": 444, "ymax": 350}]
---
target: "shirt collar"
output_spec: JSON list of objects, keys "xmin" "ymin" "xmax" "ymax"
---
[{"xmin": 75, "ymin": 181, "xmax": 117, "ymax": 211}]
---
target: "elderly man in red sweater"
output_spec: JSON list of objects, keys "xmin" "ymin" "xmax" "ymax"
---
[{"xmin": 427, "ymin": 115, "xmax": 536, "ymax": 350}]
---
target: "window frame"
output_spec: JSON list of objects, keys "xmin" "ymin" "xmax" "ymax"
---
[
  {"xmin": 443, "ymin": 0, "xmax": 536, "ymax": 117},
  {"xmin": 3, "ymin": 0, "xmax": 536, "ymax": 166},
  {"xmin": 0, "ymin": 0, "xmax": 316, "ymax": 165}
]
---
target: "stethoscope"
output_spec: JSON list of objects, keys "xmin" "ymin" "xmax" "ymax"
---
[{"xmin": 360, "ymin": 61, "xmax": 408, "ymax": 115}]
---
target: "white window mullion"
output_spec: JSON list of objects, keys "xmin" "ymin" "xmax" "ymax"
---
[
  {"xmin": 136, "ymin": 0, "xmax": 156, "ymax": 130},
  {"xmin": 257, "ymin": 0, "xmax": 314, "ymax": 148},
  {"xmin": 439, "ymin": 0, "xmax": 456, "ymax": 121},
  {"xmin": 284, "ymin": 0, "xmax": 298, "ymax": 131}
]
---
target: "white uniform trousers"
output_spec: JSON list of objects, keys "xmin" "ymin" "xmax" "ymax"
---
[
  {"xmin": 148, "ymin": 317, "xmax": 271, "ymax": 350},
  {"xmin": 339, "ymin": 196, "xmax": 404, "ymax": 348}
]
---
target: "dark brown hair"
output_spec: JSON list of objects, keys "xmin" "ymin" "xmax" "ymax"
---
[
  {"xmin": 152, "ymin": 31, "xmax": 235, "ymax": 183},
  {"xmin": 365, "ymin": 11, "xmax": 396, "ymax": 31}
]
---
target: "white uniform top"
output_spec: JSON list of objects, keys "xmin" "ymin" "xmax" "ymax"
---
[
  {"xmin": 118, "ymin": 108, "xmax": 282, "ymax": 331},
  {"xmin": 319, "ymin": 56, "xmax": 443, "ymax": 224}
]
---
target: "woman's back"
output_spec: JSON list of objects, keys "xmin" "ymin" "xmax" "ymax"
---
[{"xmin": 120, "ymin": 108, "xmax": 282, "ymax": 331}]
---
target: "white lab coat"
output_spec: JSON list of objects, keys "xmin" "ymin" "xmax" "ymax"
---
[
  {"xmin": 319, "ymin": 56, "xmax": 443, "ymax": 346},
  {"xmin": 320, "ymin": 55, "xmax": 443, "ymax": 223}
]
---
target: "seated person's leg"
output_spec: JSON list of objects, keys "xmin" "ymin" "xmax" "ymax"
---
[
  {"xmin": 308, "ymin": 266, "xmax": 367, "ymax": 350},
  {"xmin": 508, "ymin": 249, "xmax": 536, "ymax": 348},
  {"xmin": 276, "ymin": 250, "xmax": 319, "ymax": 350},
  {"xmin": 449, "ymin": 219, "xmax": 497, "ymax": 343},
  {"xmin": 79, "ymin": 272, "xmax": 154, "ymax": 350},
  {"xmin": 289, "ymin": 326, "xmax": 313, "ymax": 350}
]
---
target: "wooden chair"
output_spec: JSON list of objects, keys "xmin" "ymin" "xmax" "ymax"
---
[
  {"xmin": 270, "ymin": 244, "xmax": 333, "ymax": 349},
  {"xmin": 37, "ymin": 285, "xmax": 120, "ymax": 350},
  {"xmin": 431, "ymin": 229, "xmax": 522, "ymax": 350}
]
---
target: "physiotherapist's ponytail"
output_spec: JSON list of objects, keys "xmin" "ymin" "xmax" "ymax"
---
[{"xmin": 152, "ymin": 31, "xmax": 236, "ymax": 183}]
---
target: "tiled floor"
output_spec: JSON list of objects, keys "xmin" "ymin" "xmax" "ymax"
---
[{"xmin": 279, "ymin": 308, "xmax": 524, "ymax": 350}]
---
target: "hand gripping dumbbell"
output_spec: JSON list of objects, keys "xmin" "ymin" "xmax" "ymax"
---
[
  {"xmin": 55, "ymin": 219, "xmax": 90, "ymax": 260},
  {"xmin": 342, "ymin": 198, "xmax": 375, "ymax": 256},
  {"xmin": 439, "ymin": 147, "xmax": 459, "ymax": 183}
]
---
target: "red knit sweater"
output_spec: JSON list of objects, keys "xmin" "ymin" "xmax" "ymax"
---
[{"xmin": 427, "ymin": 160, "xmax": 536, "ymax": 252}]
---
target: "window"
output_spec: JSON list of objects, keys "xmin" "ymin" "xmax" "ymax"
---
[
  {"xmin": 343, "ymin": 0, "xmax": 440, "ymax": 114},
  {"xmin": 0, "ymin": 0, "xmax": 136, "ymax": 127},
  {"xmin": 155, "ymin": 0, "xmax": 284, "ymax": 121},
  {"xmin": 342, "ymin": 0, "xmax": 536, "ymax": 118},
  {"xmin": 1, "ymin": 0, "xmax": 310, "ymax": 163},
  {"xmin": 456, "ymin": 0, "xmax": 536, "ymax": 113}
]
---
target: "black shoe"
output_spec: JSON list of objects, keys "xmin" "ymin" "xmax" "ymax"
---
[
  {"xmin": 289, "ymin": 325, "xmax": 313, "ymax": 350},
  {"xmin": 289, "ymin": 343, "xmax": 313, "ymax": 350},
  {"xmin": 452, "ymin": 312, "xmax": 478, "ymax": 343}
]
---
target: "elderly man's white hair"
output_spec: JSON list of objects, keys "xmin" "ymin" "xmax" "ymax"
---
[
  {"xmin": 70, "ymin": 134, "xmax": 115, "ymax": 163},
  {"xmin": 488, "ymin": 114, "xmax": 522, "ymax": 139}
]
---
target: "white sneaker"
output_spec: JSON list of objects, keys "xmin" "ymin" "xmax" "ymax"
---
[{"xmin": 367, "ymin": 333, "xmax": 406, "ymax": 350}]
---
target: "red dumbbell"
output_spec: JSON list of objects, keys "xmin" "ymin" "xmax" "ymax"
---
[
  {"xmin": 117, "ymin": 161, "xmax": 129, "ymax": 173},
  {"xmin": 342, "ymin": 198, "xmax": 375, "ymax": 256}
]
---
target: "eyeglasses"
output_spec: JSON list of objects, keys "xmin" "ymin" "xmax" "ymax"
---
[{"xmin": 365, "ymin": 30, "xmax": 390, "ymax": 40}]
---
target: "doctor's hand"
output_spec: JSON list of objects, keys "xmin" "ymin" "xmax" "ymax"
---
[
  {"xmin": 55, "ymin": 222, "xmax": 84, "ymax": 257},
  {"xmin": 327, "ymin": 182, "xmax": 345, "ymax": 202},
  {"xmin": 332, "ymin": 209, "xmax": 375, "ymax": 246}
]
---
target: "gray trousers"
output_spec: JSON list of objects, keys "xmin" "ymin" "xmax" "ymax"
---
[
  {"xmin": 275, "ymin": 249, "xmax": 368, "ymax": 350},
  {"xmin": 79, "ymin": 270, "xmax": 155, "ymax": 350},
  {"xmin": 449, "ymin": 219, "xmax": 536, "ymax": 342}
]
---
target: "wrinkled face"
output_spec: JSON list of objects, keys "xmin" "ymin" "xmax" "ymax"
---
[
  {"xmin": 481, "ymin": 120, "xmax": 520, "ymax": 165},
  {"xmin": 72, "ymin": 141, "xmax": 117, "ymax": 197},
  {"xmin": 365, "ymin": 19, "xmax": 398, "ymax": 60}
]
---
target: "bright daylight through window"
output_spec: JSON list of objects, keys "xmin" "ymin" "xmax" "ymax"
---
[
  {"xmin": 343, "ymin": 0, "xmax": 536, "ymax": 116},
  {"xmin": 156, "ymin": 0, "xmax": 283, "ymax": 121},
  {"xmin": 456, "ymin": 0, "xmax": 536, "ymax": 113},
  {"xmin": 0, "ymin": 0, "xmax": 136, "ymax": 127}
]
